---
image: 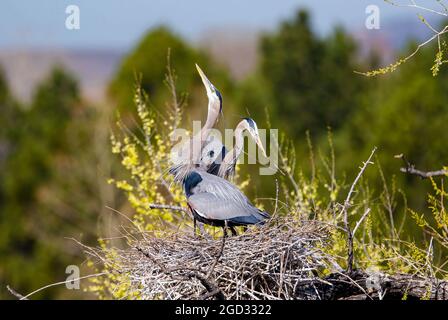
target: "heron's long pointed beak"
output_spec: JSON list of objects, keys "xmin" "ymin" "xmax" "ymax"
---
[
  {"xmin": 195, "ymin": 64, "xmax": 213, "ymax": 95},
  {"xmin": 255, "ymin": 136, "xmax": 267, "ymax": 158}
]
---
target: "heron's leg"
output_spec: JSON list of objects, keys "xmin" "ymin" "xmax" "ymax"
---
[
  {"xmin": 193, "ymin": 218, "xmax": 197, "ymax": 237},
  {"xmin": 221, "ymin": 222, "xmax": 228, "ymax": 248},
  {"xmin": 229, "ymin": 226, "xmax": 237, "ymax": 236},
  {"xmin": 241, "ymin": 225, "xmax": 247, "ymax": 233},
  {"xmin": 206, "ymin": 223, "xmax": 226, "ymax": 278}
]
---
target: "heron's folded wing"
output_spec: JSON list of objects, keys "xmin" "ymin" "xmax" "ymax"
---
[
  {"xmin": 188, "ymin": 193, "xmax": 256, "ymax": 221},
  {"xmin": 193, "ymin": 171, "xmax": 250, "ymax": 206}
]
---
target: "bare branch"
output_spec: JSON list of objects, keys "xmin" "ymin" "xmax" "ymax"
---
[
  {"xmin": 18, "ymin": 273, "xmax": 106, "ymax": 300},
  {"xmin": 343, "ymin": 147, "xmax": 377, "ymax": 273},
  {"xmin": 148, "ymin": 203, "xmax": 188, "ymax": 214},
  {"xmin": 352, "ymin": 208, "xmax": 372, "ymax": 236},
  {"xmin": 396, "ymin": 153, "xmax": 448, "ymax": 178},
  {"xmin": 6, "ymin": 285, "xmax": 27, "ymax": 300},
  {"xmin": 400, "ymin": 166, "xmax": 448, "ymax": 178}
]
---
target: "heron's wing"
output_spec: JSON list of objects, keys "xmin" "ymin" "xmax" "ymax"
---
[
  {"xmin": 188, "ymin": 192, "xmax": 265, "ymax": 223},
  {"xmin": 193, "ymin": 171, "xmax": 250, "ymax": 206}
]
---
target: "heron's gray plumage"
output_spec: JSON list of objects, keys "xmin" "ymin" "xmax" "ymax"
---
[
  {"xmin": 184, "ymin": 170, "xmax": 269, "ymax": 227},
  {"xmin": 199, "ymin": 118, "xmax": 266, "ymax": 180}
]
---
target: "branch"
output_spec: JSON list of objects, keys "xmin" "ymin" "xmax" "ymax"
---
[
  {"xmin": 317, "ymin": 270, "xmax": 448, "ymax": 300},
  {"xmin": 357, "ymin": 0, "xmax": 448, "ymax": 77},
  {"xmin": 386, "ymin": 0, "xmax": 448, "ymax": 17},
  {"xmin": 352, "ymin": 208, "xmax": 371, "ymax": 236},
  {"xmin": 400, "ymin": 167, "xmax": 448, "ymax": 178},
  {"xmin": 16, "ymin": 273, "xmax": 106, "ymax": 300},
  {"xmin": 148, "ymin": 203, "xmax": 188, "ymax": 213},
  {"xmin": 396, "ymin": 154, "xmax": 448, "ymax": 179},
  {"xmin": 343, "ymin": 147, "xmax": 377, "ymax": 273},
  {"xmin": 6, "ymin": 285, "xmax": 27, "ymax": 300}
]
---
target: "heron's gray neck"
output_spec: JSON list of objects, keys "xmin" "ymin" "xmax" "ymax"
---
[
  {"xmin": 201, "ymin": 103, "xmax": 218, "ymax": 140},
  {"xmin": 222, "ymin": 126, "xmax": 244, "ymax": 168}
]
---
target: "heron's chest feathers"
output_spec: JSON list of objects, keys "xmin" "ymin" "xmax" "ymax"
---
[{"xmin": 183, "ymin": 171, "xmax": 203, "ymax": 197}]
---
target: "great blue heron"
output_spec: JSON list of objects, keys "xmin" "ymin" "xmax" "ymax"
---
[
  {"xmin": 169, "ymin": 64, "xmax": 222, "ymax": 182},
  {"xmin": 170, "ymin": 65, "xmax": 269, "ymax": 236},
  {"xmin": 184, "ymin": 169, "xmax": 270, "ymax": 236},
  {"xmin": 199, "ymin": 117, "xmax": 266, "ymax": 180}
]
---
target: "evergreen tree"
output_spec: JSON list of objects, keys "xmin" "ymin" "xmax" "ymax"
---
[
  {"xmin": 0, "ymin": 68, "xmax": 95, "ymax": 299},
  {"xmin": 109, "ymin": 26, "xmax": 232, "ymax": 117},
  {"xmin": 332, "ymin": 41, "xmax": 448, "ymax": 222},
  {"xmin": 258, "ymin": 10, "xmax": 367, "ymax": 138}
]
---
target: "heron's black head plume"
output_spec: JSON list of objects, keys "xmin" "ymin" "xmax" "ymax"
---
[{"xmin": 242, "ymin": 117, "xmax": 256, "ymax": 130}]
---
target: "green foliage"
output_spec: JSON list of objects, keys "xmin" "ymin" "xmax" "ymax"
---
[
  {"xmin": 109, "ymin": 27, "xmax": 231, "ymax": 115},
  {"xmin": 332, "ymin": 42, "xmax": 448, "ymax": 214},
  {"xmin": 275, "ymin": 133, "xmax": 447, "ymax": 280},
  {"xmin": 250, "ymin": 10, "xmax": 367, "ymax": 139},
  {"xmin": 409, "ymin": 177, "xmax": 448, "ymax": 250},
  {"xmin": 0, "ymin": 68, "xmax": 102, "ymax": 299},
  {"xmin": 431, "ymin": 41, "xmax": 448, "ymax": 77},
  {"xmin": 108, "ymin": 84, "xmax": 185, "ymax": 230}
]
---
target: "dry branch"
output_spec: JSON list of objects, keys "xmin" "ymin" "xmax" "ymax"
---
[
  {"xmin": 400, "ymin": 167, "xmax": 448, "ymax": 179},
  {"xmin": 6, "ymin": 285, "xmax": 27, "ymax": 300},
  {"xmin": 148, "ymin": 203, "xmax": 188, "ymax": 213},
  {"xmin": 396, "ymin": 153, "xmax": 448, "ymax": 179},
  {"xmin": 317, "ymin": 270, "xmax": 448, "ymax": 300},
  {"xmin": 342, "ymin": 147, "xmax": 376, "ymax": 273}
]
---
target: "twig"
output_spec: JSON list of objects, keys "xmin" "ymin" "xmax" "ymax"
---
[
  {"xmin": 273, "ymin": 179, "xmax": 279, "ymax": 217},
  {"xmin": 148, "ymin": 203, "xmax": 188, "ymax": 213},
  {"xmin": 6, "ymin": 285, "xmax": 27, "ymax": 300},
  {"xmin": 386, "ymin": 0, "xmax": 448, "ymax": 17},
  {"xmin": 18, "ymin": 273, "xmax": 107, "ymax": 300},
  {"xmin": 396, "ymin": 154, "xmax": 448, "ymax": 179},
  {"xmin": 343, "ymin": 147, "xmax": 377, "ymax": 273},
  {"xmin": 352, "ymin": 208, "xmax": 371, "ymax": 236},
  {"xmin": 400, "ymin": 166, "xmax": 448, "ymax": 178}
]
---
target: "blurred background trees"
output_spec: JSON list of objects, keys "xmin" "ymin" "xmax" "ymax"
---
[
  {"xmin": 0, "ymin": 69, "xmax": 107, "ymax": 298},
  {"xmin": 237, "ymin": 10, "xmax": 369, "ymax": 141},
  {"xmin": 109, "ymin": 27, "xmax": 234, "ymax": 123},
  {"xmin": 1, "ymin": 7, "xmax": 447, "ymax": 298}
]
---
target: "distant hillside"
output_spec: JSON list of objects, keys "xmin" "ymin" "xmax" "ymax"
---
[
  {"xmin": 0, "ymin": 16, "xmax": 438, "ymax": 104},
  {"xmin": 0, "ymin": 49, "xmax": 123, "ymax": 104}
]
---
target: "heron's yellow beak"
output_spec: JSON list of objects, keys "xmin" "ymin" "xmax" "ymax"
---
[
  {"xmin": 195, "ymin": 64, "xmax": 213, "ymax": 94},
  {"xmin": 255, "ymin": 135, "xmax": 267, "ymax": 158}
]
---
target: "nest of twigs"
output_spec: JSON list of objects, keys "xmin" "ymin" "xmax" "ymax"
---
[{"xmin": 88, "ymin": 218, "xmax": 340, "ymax": 300}]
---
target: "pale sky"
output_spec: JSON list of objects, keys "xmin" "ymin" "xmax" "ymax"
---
[{"xmin": 0, "ymin": 0, "xmax": 413, "ymax": 50}]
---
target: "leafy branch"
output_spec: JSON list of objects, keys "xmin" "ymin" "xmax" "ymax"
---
[{"xmin": 358, "ymin": 0, "xmax": 448, "ymax": 76}]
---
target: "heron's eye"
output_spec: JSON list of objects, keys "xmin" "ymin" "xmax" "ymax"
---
[{"xmin": 208, "ymin": 150, "xmax": 215, "ymax": 157}]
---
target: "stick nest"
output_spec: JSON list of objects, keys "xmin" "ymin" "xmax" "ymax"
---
[{"xmin": 88, "ymin": 218, "xmax": 338, "ymax": 300}]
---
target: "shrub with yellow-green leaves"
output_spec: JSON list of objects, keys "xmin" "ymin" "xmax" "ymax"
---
[
  {"xmin": 108, "ymin": 84, "xmax": 186, "ymax": 230},
  {"xmin": 274, "ymin": 130, "xmax": 448, "ymax": 281}
]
